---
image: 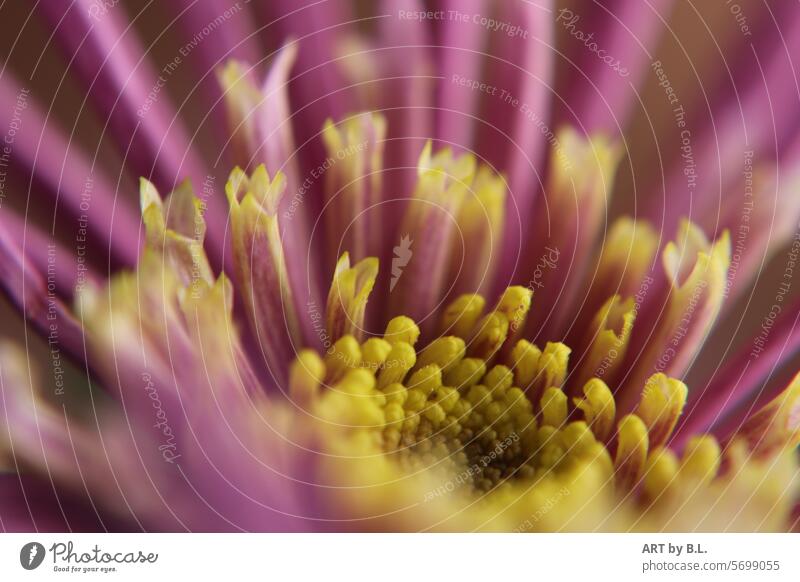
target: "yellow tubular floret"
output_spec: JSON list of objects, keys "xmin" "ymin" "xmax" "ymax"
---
[
  {"xmin": 361, "ymin": 338, "xmax": 392, "ymax": 371},
  {"xmin": 415, "ymin": 337, "xmax": 466, "ymax": 373},
  {"xmin": 289, "ymin": 350, "xmax": 326, "ymax": 406},
  {"xmin": 636, "ymin": 373, "xmax": 688, "ymax": 450},
  {"xmin": 326, "ymin": 252, "xmax": 379, "ymax": 342},
  {"xmin": 615, "ymin": 414, "xmax": 649, "ymax": 491},
  {"xmin": 441, "ymin": 294, "xmax": 486, "ymax": 338},
  {"xmin": 378, "ymin": 342, "xmax": 416, "ymax": 388},
  {"xmin": 572, "ymin": 294, "xmax": 635, "ymax": 390},
  {"xmin": 679, "ymin": 435, "xmax": 721, "ymax": 485},
  {"xmin": 325, "ymin": 335, "xmax": 362, "ymax": 383},
  {"xmin": 540, "ymin": 387, "xmax": 568, "ymax": 427},
  {"xmin": 469, "ymin": 312, "xmax": 509, "ymax": 360},
  {"xmin": 384, "ymin": 316, "xmax": 421, "ymax": 346},
  {"xmin": 444, "ymin": 358, "xmax": 487, "ymax": 392},
  {"xmin": 527, "ymin": 342, "xmax": 571, "ymax": 404},
  {"xmin": 643, "ymin": 447, "xmax": 679, "ymax": 500},
  {"xmin": 573, "ymin": 378, "xmax": 616, "ymax": 442}
]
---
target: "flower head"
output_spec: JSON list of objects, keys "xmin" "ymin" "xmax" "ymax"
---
[{"xmin": 1, "ymin": 1, "xmax": 800, "ymax": 532}]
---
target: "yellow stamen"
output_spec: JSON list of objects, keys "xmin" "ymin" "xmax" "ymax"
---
[
  {"xmin": 636, "ymin": 373, "xmax": 688, "ymax": 449},
  {"xmin": 441, "ymin": 293, "xmax": 486, "ymax": 338},
  {"xmin": 540, "ymin": 387, "xmax": 568, "ymax": 427},
  {"xmin": 469, "ymin": 312, "xmax": 509, "ymax": 360},
  {"xmin": 444, "ymin": 358, "xmax": 487, "ymax": 392},
  {"xmin": 573, "ymin": 378, "xmax": 616, "ymax": 442},
  {"xmin": 415, "ymin": 337, "xmax": 466, "ymax": 373},
  {"xmin": 361, "ymin": 338, "xmax": 393, "ymax": 371},
  {"xmin": 734, "ymin": 370, "xmax": 800, "ymax": 456},
  {"xmin": 643, "ymin": 447, "xmax": 679, "ymax": 500},
  {"xmin": 384, "ymin": 316, "xmax": 421, "ymax": 346},
  {"xmin": 377, "ymin": 342, "xmax": 416, "ymax": 388},
  {"xmin": 615, "ymin": 414, "xmax": 649, "ymax": 491},
  {"xmin": 679, "ymin": 435, "xmax": 721, "ymax": 485},
  {"xmin": 509, "ymin": 340, "xmax": 542, "ymax": 390},
  {"xmin": 325, "ymin": 335, "xmax": 362, "ymax": 383},
  {"xmin": 572, "ymin": 295, "xmax": 635, "ymax": 389},
  {"xmin": 289, "ymin": 350, "xmax": 326, "ymax": 406},
  {"xmin": 528, "ymin": 342, "xmax": 571, "ymax": 403},
  {"xmin": 326, "ymin": 252, "xmax": 379, "ymax": 342}
]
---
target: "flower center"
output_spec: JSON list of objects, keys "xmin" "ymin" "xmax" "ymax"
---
[{"xmin": 291, "ymin": 286, "xmax": 627, "ymax": 495}]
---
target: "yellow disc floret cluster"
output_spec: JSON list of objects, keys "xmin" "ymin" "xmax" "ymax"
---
[{"xmin": 292, "ymin": 283, "xmax": 705, "ymax": 502}]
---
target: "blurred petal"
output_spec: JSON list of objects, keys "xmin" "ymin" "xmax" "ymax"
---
[
  {"xmin": 723, "ymin": 371, "xmax": 800, "ymax": 458},
  {"xmin": 0, "ymin": 473, "xmax": 120, "ymax": 532},
  {"xmin": 0, "ymin": 75, "xmax": 139, "ymax": 265},
  {"xmin": 678, "ymin": 295, "xmax": 800, "ymax": 441},
  {"xmin": 0, "ymin": 228, "xmax": 86, "ymax": 360}
]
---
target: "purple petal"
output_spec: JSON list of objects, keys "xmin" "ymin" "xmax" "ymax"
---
[
  {"xmin": 647, "ymin": 7, "xmax": 800, "ymax": 235},
  {"xmin": 165, "ymin": 0, "xmax": 262, "ymax": 146},
  {"xmin": 555, "ymin": 0, "xmax": 675, "ymax": 133},
  {"xmin": 676, "ymin": 296, "xmax": 800, "ymax": 445},
  {"xmin": 466, "ymin": 0, "xmax": 554, "ymax": 289},
  {"xmin": 36, "ymin": 0, "xmax": 228, "ymax": 262},
  {"xmin": 0, "ymin": 473, "xmax": 122, "ymax": 532},
  {"xmin": 0, "ymin": 75, "xmax": 139, "ymax": 266},
  {"xmin": 434, "ymin": 0, "xmax": 490, "ymax": 149},
  {"xmin": 0, "ymin": 227, "xmax": 86, "ymax": 361}
]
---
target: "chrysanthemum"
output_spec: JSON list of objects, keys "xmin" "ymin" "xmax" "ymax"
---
[{"xmin": 1, "ymin": 1, "xmax": 799, "ymax": 532}]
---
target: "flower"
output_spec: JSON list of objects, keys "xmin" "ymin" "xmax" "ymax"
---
[{"xmin": 1, "ymin": 0, "xmax": 800, "ymax": 532}]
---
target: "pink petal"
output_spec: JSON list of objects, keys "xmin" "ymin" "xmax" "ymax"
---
[
  {"xmin": 36, "ymin": 0, "xmax": 227, "ymax": 261},
  {"xmin": 676, "ymin": 296, "xmax": 800, "ymax": 444},
  {"xmin": 0, "ymin": 75, "xmax": 139, "ymax": 266},
  {"xmin": 555, "ymin": 0, "xmax": 675, "ymax": 133}
]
